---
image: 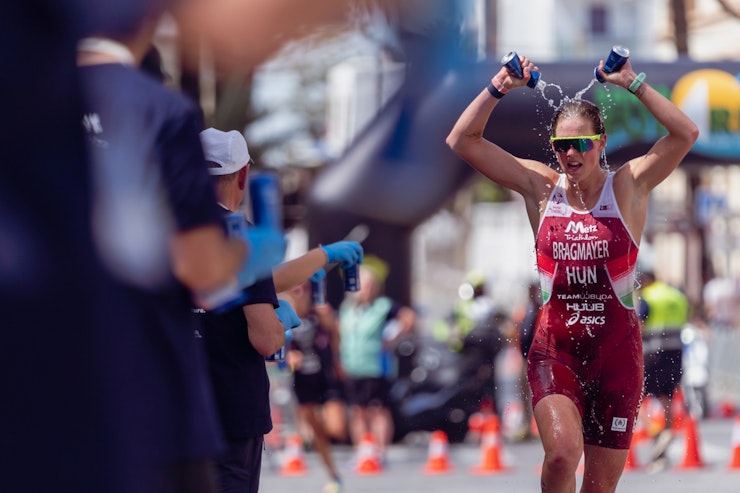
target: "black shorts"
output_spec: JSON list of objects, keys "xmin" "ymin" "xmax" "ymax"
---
[
  {"xmin": 344, "ymin": 377, "xmax": 390, "ymax": 408},
  {"xmin": 293, "ymin": 371, "xmax": 344, "ymax": 405},
  {"xmin": 644, "ymin": 349, "xmax": 683, "ymax": 398}
]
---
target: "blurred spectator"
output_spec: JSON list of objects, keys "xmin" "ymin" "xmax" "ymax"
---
[
  {"xmin": 283, "ymin": 277, "xmax": 345, "ymax": 493},
  {"xmin": 197, "ymin": 128, "xmax": 363, "ymax": 492},
  {"xmin": 197, "ymin": 128, "xmax": 301, "ymax": 493},
  {"xmin": 638, "ymin": 270, "xmax": 690, "ymax": 471},
  {"xmin": 432, "ymin": 271, "xmax": 508, "ymax": 415},
  {"xmin": 78, "ymin": 14, "xmax": 248, "ymax": 294},
  {"xmin": 339, "ymin": 255, "xmax": 416, "ymax": 462},
  {"xmin": 0, "ymin": 1, "xmax": 380, "ymax": 491},
  {"xmin": 273, "ymin": 240, "xmax": 365, "ymax": 454},
  {"xmin": 1, "ymin": 2, "xmax": 167, "ymax": 491},
  {"xmin": 78, "ymin": 13, "xmax": 253, "ymax": 493},
  {"xmin": 433, "ymin": 270, "xmax": 499, "ymax": 354},
  {"xmin": 702, "ymin": 274, "xmax": 739, "ymax": 331}
]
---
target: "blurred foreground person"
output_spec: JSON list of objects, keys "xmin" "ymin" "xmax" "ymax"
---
[
  {"xmin": 78, "ymin": 13, "xmax": 283, "ymax": 491},
  {"xmin": 0, "ymin": 0, "xmax": 374, "ymax": 491},
  {"xmin": 0, "ymin": 2, "xmax": 172, "ymax": 492},
  {"xmin": 447, "ymin": 52, "xmax": 698, "ymax": 492},
  {"xmin": 78, "ymin": 13, "xmax": 248, "ymax": 295},
  {"xmin": 339, "ymin": 256, "xmax": 416, "ymax": 464}
]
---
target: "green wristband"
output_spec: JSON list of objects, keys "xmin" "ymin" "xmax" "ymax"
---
[{"xmin": 628, "ymin": 72, "xmax": 647, "ymax": 94}]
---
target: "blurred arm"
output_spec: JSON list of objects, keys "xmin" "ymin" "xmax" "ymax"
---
[
  {"xmin": 272, "ymin": 247, "xmax": 328, "ymax": 293},
  {"xmin": 272, "ymin": 241, "xmax": 362, "ymax": 293},
  {"xmin": 170, "ymin": 224, "xmax": 246, "ymax": 292},
  {"xmin": 386, "ymin": 306, "xmax": 417, "ymax": 347}
]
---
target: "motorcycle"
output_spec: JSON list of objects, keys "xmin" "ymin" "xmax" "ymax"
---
[{"xmin": 388, "ymin": 314, "xmax": 506, "ymax": 443}]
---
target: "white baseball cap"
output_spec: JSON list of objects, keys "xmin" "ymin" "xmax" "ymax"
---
[{"xmin": 200, "ymin": 128, "xmax": 251, "ymax": 175}]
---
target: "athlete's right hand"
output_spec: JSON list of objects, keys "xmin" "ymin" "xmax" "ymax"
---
[{"xmin": 498, "ymin": 54, "xmax": 538, "ymax": 91}]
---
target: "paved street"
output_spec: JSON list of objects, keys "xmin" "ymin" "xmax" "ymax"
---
[{"xmin": 260, "ymin": 417, "xmax": 740, "ymax": 492}]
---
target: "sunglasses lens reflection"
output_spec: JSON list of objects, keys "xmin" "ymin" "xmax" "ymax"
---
[{"xmin": 553, "ymin": 138, "xmax": 594, "ymax": 153}]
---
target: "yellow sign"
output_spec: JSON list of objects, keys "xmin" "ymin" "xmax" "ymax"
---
[{"xmin": 673, "ymin": 69, "xmax": 740, "ymax": 158}]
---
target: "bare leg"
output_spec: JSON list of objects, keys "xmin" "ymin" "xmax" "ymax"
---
[
  {"xmin": 368, "ymin": 406, "xmax": 394, "ymax": 456},
  {"xmin": 299, "ymin": 404, "xmax": 340, "ymax": 481},
  {"xmin": 650, "ymin": 393, "xmax": 675, "ymax": 467},
  {"xmin": 322, "ymin": 399, "xmax": 348, "ymax": 443},
  {"xmin": 534, "ymin": 394, "xmax": 584, "ymax": 493},
  {"xmin": 349, "ymin": 405, "xmax": 369, "ymax": 447},
  {"xmin": 657, "ymin": 394, "xmax": 674, "ymax": 430},
  {"xmin": 580, "ymin": 444, "xmax": 628, "ymax": 493},
  {"xmin": 295, "ymin": 405, "xmax": 314, "ymax": 445}
]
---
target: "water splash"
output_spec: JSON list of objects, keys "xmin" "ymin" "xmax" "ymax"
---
[
  {"xmin": 573, "ymin": 78, "xmax": 599, "ymax": 101},
  {"xmin": 533, "ymin": 79, "xmax": 564, "ymax": 109},
  {"xmin": 533, "ymin": 77, "xmax": 612, "ymax": 169},
  {"xmin": 534, "ymin": 77, "xmax": 606, "ymax": 111},
  {"xmin": 570, "ymin": 181, "xmax": 588, "ymax": 209}
]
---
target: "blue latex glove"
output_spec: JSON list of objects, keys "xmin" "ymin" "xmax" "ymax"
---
[
  {"xmin": 320, "ymin": 241, "xmax": 363, "ymax": 267},
  {"xmin": 275, "ymin": 299, "xmax": 301, "ymax": 333},
  {"xmin": 310, "ymin": 268, "xmax": 326, "ymax": 283},
  {"xmin": 236, "ymin": 225, "xmax": 286, "ymax": 289}
]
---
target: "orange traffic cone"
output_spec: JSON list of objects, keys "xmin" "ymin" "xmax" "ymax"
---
[
  {"xmin": 468, "ymin": 402, "xmax": 495, "ymax": 443},
  {"xmin": 530, "ymin": 416, "xmax": 540, "ymax": 439},
  {"xmin": 671, "ymin": 389, "xmax": 688, "ymax": 432},
  {"xmin": 467, "ymin": 411, "xmax": 486, "ymax": 443},
  {"xmin": 677, "ymin": 415, "xmax": 705, "ymax": 470},
  {"xmin": 623, "ymin": 436, "xmax": 642, "ymax": 471},
  {"xmin": 265, "ymin": 406, "xmax": 284, "ymax": 449},
  {"xmin": 355, "ymin": 432, "xmax": 383, "ymax": 475},
  {"xmin": 623, "ymin": 412, "xmax": 647, "ymax": 472},
  {"xmin": 643, "ymin": 396, "xmax": 666, "ymax": 437},
  {"xmin": 718, "ymin": 400, "xmax": 736, "ymax": 418},
  {"xmin": 423, "ymin": 430, "xmax": 453, "ymax": 474},
  {"xmin": 727, "ymin": 414, "xmax": 740, "ymax": 470},
  {"xmin": 632, "ymin": 408, "xmax": 650, "ymax": 444},
  {"xmin": 470, "ymin": 415, "xmax": 508, "ymax": 475},
  {"xmin": 280, "ymin": 434, "xmax": 307, "ymax": 476}
]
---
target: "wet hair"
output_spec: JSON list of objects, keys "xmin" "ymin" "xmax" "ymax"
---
[
  {"xmin": 550, "ymin": 99, "xmax": 608, "ymax": 167},
  {"xmin": 549, "ymin": 99, "xmax": 605, "ymax": 137}
]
